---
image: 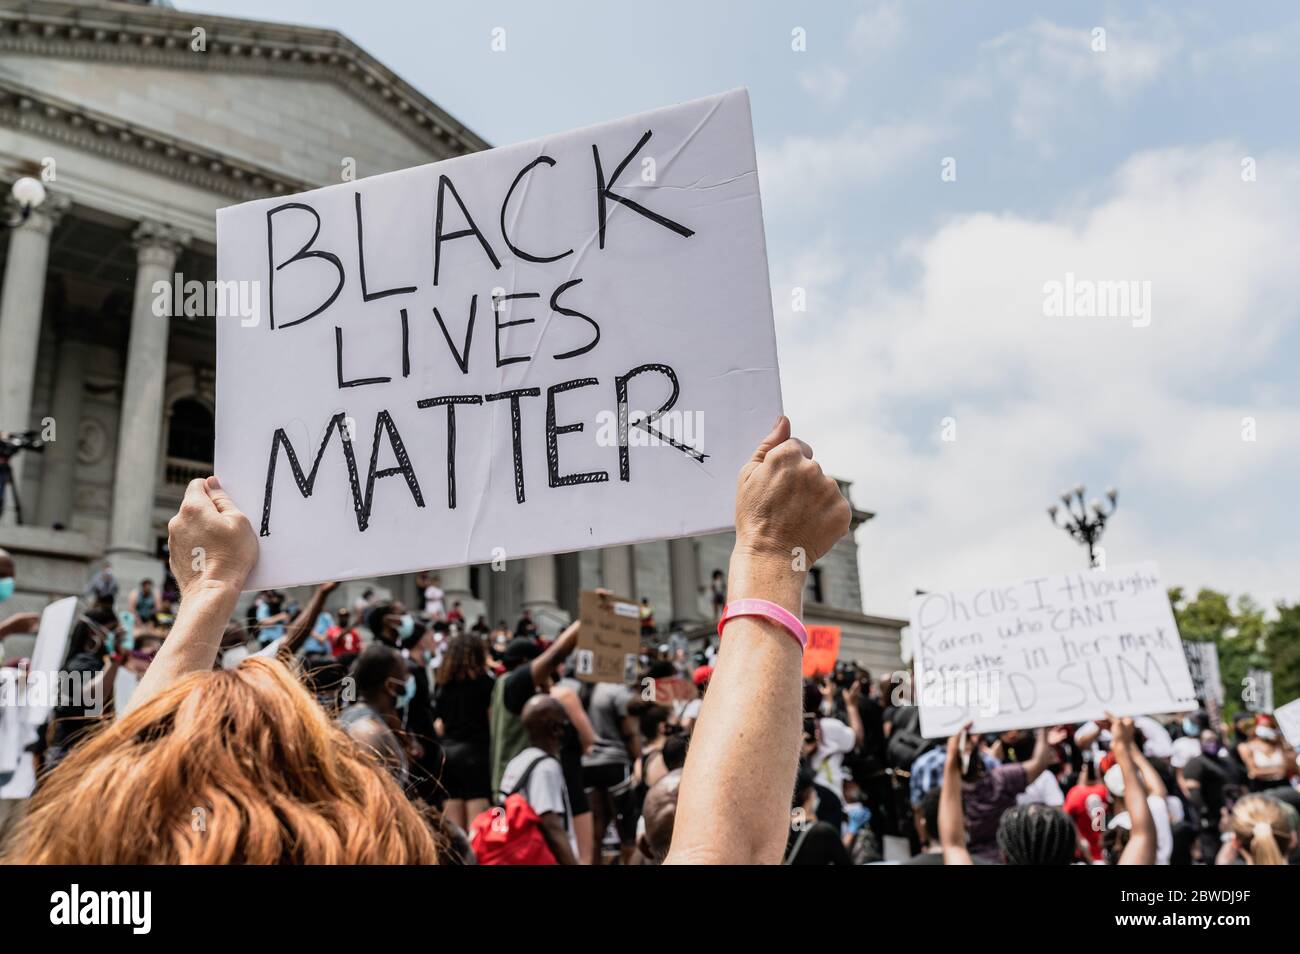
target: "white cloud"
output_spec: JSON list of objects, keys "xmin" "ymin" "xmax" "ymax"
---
[
  {"xmin": 798, "ymin": 65, "xmax": 851, "ymax": 104},
  {"xmin": 979, "ymin": 17, "xmax": 1181, "ymax": 144},
  {"xmin": 770, "ymin": 143, "xmax": 1300, "ymax": 618},
  {"xmin": 850, "ymin": 1, "xmax": 904, "ymax": 57},
  {"xmin": 757, "ymin": 121, "xmax": 942, "ymax": 217}
]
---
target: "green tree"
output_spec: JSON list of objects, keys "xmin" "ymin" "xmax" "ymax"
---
[
  {"xmin": 1269, "ymin": 601, "xmax": 1300, "ymax": 707},
  {"xmin": 1169, "ymin": 587, "xmax": 1269, "ymax": 721}
]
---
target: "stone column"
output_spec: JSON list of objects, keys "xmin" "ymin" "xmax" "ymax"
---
[
  {"xmin": 0, "ymin": 192, "xmax": 67, "ymax": 524},
  {"xmin": 105, "ymin": 220, "xmax": 190, "ymax": 587},
  {"xmin": 669, "ymin": 536, "xmax": 703, "ymax": 625},
  {"xmin": 599, "ymin": 545, "xmax": 635, "ymax": 598},
  {"xmin": 439, "ymin": 564, "xmax": 485, "ymax": 625},
  {"xmin": 439, "ymin": 565, "xmax": 472, "ymax": 604},
  {"xmin": 35, "ymin": 336, "xmax": 88, "ymax": 528},
  {"xmin": 521, "ymin": 554, "xmax": 565, "ymax": 633}
]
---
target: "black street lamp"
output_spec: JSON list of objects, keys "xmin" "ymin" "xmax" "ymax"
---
[{"xmin": 1048, "ymin": 484, "xmax": 1117, "ymax": 568}]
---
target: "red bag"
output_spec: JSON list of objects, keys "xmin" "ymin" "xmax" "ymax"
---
[{"xmin": 469, "ymin": 756, "xmax": 558, "ymax": 865}]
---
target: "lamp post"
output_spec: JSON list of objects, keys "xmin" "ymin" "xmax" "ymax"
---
[
  {"xmin": 4, "ymin": 177, "xmax": 47, "ymax": 228},
  {"xmin": 1048, "ymin": 484, "xmax": 1117, "ymax": 568}
]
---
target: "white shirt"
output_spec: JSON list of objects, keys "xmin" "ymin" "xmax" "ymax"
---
[
  {"xmin": 813, "ymin": 717, "xmax": 857, "ymax": 803},
  {"xmin": 1017, "ymin": 769, "xmax": 1065, "ymax": 807},
  {"xmin": 423, "ymin": 585, "xmax": 445, "ymax": 618},
  {"xmin": 499, "ymin": 747, "xmax": 577, "ymax": 859}
]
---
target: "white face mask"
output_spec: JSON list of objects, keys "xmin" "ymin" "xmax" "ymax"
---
[
  {"xmin": 1255, "ymin": 726, "xmax": 1277, "ymax": 741},
  {"xmin": 221, "ymin": 644, "xmax": 250, "ymax": 671}
]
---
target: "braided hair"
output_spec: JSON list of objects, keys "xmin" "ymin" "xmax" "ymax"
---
[{"xmin": 996, "ymin": 803, "xmax": 1076, "ymax": 865}]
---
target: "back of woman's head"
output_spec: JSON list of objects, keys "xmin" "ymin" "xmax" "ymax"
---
[
  {"xmin": 1230, "ymin": 794, "xmax": 1293, "ymax": 865},
  {"xmin": 0, "ymin": 656, "xmax": 438, "ymax": 864},
  {"xmin": 436, "ymin": 632, "xmax": 486, "ymax": 685},
  {"xmin": 997, "ymin": 804, "xmax": 1076, "ymax": 865}
]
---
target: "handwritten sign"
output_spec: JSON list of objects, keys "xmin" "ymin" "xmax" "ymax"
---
[
  {"xmin": 1273, "ymin": 698, "xmax": 1300, "ymax": 749},
  {"xmin": 574, "ymin": 590, "xmax": 641, "ymax": 684},
  {"xmin": 1181, "ymin": 640, "xmax": 1224, "ymax": 707},
  {"xmin": 215, "ymin": 89, "xmax": 780, "ymax": 589},
  {"xmin": 803, "ymin": 625, "xmax": 842, "ymax": 678},
  {"xmin": 910, "ymin": 562, "xmax": 1197, "ymax": 737}
]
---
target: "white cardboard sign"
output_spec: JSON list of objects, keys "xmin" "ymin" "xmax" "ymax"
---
[
  {"xmin": 910, "ymin": 562, "xmax": 1197, "ymax": 737},
  {"xmin": 1273, "ymin": 698, "xmax": 1300, "ymax": 749},
  {"xmin": 22, "ymin": 596, "xmax": 78, "ymax": 726},
  {"xmin": 215, "ymin": 90, "xmax": 780, "ymax": 590}
]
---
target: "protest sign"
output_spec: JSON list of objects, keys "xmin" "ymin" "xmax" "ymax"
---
[
  {"xmin": 803, "ymin": 625, "xmax": 842, "ymax": 678},
  {"xmin": 574, "ymin": 590, "xmax": 641, "ymax": 684},
  {"xmin": 1181, "ymin": 640, "xmax": 1224, "ymax": 706},
  {"xmin": 22, "ymin": 596, "xmax": 77, "ymax": 727},
  {"xmin": 1243, "ymin": 666, "xmax": 1274, "ymax": 713},
  {"xmin": 1274, "ymin": 698, "xmax": 1300, "ymax": 749},
  {"xmin": 215, "ymin": 89, "xmax": 780, "ymax": 589},
  {"xmin": 910, "ymin": 562, "xmax": 1197, "ymax": 737}
]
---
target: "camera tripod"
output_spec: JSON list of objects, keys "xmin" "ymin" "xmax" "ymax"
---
[{"xmin": 0, "ymin": 459, "xmax": 27, "ymax": 524}]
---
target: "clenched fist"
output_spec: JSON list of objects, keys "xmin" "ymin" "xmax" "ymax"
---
[
  {"xmin": 167, "ymin": 476, "xmax": 259, "ymax": 599},
  {"xmin": 734, "ymin": 416, "xmax": 851, "ymax": 569}
]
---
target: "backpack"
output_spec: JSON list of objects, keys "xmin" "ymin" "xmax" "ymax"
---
[
  {"xmin": 469, "ymin": 754, "xmax": 560, "ymax": 865},
  {"xmin": 885, "ymin": 706, "xmax": 934, "ymax": 771}
]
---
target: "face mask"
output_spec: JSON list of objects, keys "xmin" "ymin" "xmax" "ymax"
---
[
  {"xmin": 396, "ymin": 675, "xmax": 416, "ymax": 708},
  {"xmin": 1255, "ymin": 726, "xmax": 1277, "ymax": 741},
  {"xmin": 0, "ymin": 577, "xmax": 14, "ymax": 602},
  {"xmin": 1202, "ymin": 742, "xmax": 1220, "ymax": 757},
  {"xmin": 1183, "ymin": 718, "xmax": 1199, "ymax": 737},
  {"xmin": 397, "ymin": 614, "xmax": 416, "ymax": 640}
]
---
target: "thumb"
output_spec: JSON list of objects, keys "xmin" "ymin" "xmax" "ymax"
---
[
  {"xmin": 205, "ymin": 475, "xmax": 241, "ymax": 515},
  {"xmin": 748, "ymin": 415, "xmax": 791, "ymax": 466}
]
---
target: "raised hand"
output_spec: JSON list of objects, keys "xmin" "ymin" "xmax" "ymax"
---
[
  {"xmin": 734, "ymin": 416, "xmax": 850, "ymax": 570},
  {"xmin": 167, "ymin": 476, "xmax": 258, "ymax": 600}
]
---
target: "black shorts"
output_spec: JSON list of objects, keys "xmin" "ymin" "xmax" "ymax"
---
[
  {"xmin": 439, "ymin": 739, "xmax": 490, "ymax": 801},
  {"xmin": 562, "ymin": 757, "xmax": 590, "ymax": 816},
  {"xmin": 582, "ymin": 762, "xmax": 637, "ymax": 843}
]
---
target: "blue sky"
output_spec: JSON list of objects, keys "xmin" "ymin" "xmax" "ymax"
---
[{"xmin": 182, "ymin": 0, "xmax": 1300, "ymax": 618}]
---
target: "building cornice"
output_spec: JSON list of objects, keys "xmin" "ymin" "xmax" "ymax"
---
[
  {"xmin": 0, "ymin": 1, "xmax": 490, "ymax": 159},
  {"xmin": 0, "ymin": 76, "xmax": 313, "ymax": 200},
  {"xmin": 804, "ymin": 602, "xmax": 908, "ymax": 630}
]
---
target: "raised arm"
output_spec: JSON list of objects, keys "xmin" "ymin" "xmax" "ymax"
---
[
  {"xmin": 843, "ymin": 679, "xmax": 865, "ymax": 748},
  {"xmin": 123, "ymin": 477, "xmax": 257, "ymax": 716},
  {"xmin": 939, "ymin": 727, "xmax": 974, "ymax": 865},
  {"xmin": 276, "ymin": 581, "xmax": 338, "ymax": 663},
  {"xmin": 1110, "ymin": 714, "xmax": 1156, "ymax": 865},
  {"xmin": 1023, "ymin": 725, "xmax": 1067, "ymax": 784},
  {"xmin": 666, "ymin": 416, "xmax": 850, "ymax": 865},
  {"xmin": 528, "ymin": 620, "xmax": 580, "ymax": 689}
]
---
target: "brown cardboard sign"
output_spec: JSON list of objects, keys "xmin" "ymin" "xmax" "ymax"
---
[{"xmin": 575, "ymin": 590, "xmax": 641, "ymax": 684}]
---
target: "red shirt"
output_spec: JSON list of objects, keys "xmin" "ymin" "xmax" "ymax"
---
[
  {"xmin": 1064, "ymin": 783, "xmax": 1111, "ymax": 861},
  {"xmin": 327, "ymin": 626, "xmax": 362, "ymax": 657}
]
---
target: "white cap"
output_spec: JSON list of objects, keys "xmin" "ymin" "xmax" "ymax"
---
[{"xmin": 1171, "ymin": 736, "xmax": 1201, "ymax": 769}]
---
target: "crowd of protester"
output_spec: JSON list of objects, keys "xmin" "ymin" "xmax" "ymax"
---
[{"xmin": 0, "ymin": 416, "xmax": 1296, "ymax": 865}]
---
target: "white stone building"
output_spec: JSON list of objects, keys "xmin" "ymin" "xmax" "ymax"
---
[{"xmin": 0, "ymin": 0, "xmax": 904, "ymax": 674}]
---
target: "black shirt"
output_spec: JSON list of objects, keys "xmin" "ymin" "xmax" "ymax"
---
[
  {"xmin": 503, "ymin": 664, "xmax": 537, "ymax": 714},
  {"xmin": 433, "ymin": 673, "xmax": 495, "ymax": 747},
  {"xmin": 1182, "ymin": 754, "xmax": 1229, "ymax": 818},
  {"xmin": 786, "ymin": 821, "xmax": 850, "ymax": 865}
]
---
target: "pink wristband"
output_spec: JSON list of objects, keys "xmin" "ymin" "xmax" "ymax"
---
[{"xmin": 717, "ymin": 599, "xmax": 807, "ymax": 651}]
